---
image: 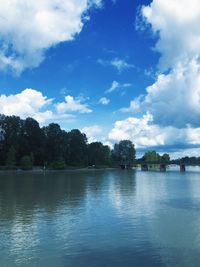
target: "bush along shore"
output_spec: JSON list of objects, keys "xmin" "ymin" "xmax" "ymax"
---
[
  {"xmin": 0, "ymin": 114, "xmax": 136, "ymax": 171},
  {"xmin": 1, "ymin": 114, "xmax": 199, "ymax": 171}
]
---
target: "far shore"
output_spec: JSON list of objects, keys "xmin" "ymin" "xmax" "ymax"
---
[{"xmin": 0, "ymin": 166, "xmax": 117, "ymax": 173}]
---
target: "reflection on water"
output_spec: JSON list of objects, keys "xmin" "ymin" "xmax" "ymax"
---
[{"xmin": 0, "ymin": 168, "xmax": 200, "ymax": 267}]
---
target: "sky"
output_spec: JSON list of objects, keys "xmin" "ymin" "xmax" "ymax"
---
[{"xmin": 0, "ymin": 0, "xmax": 200, "ymax": 158}]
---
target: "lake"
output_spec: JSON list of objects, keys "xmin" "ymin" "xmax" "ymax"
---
[{"xmin": 0, "ymin": 167, "xmax": 200, "ymax": 267}]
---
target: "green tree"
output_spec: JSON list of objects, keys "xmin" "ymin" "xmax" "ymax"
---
[
  {"xmin": 161, "ymin": 153, "xmax": 170, "ymax": 164},
  {"xmin": 42, "ymin": 123, "xmax": 65, "ymax": 165},
  {"xmin": 20, "ymin": 155, "xmax": 33, "ymax": 170},
  {"xmin": 51, "ymin": 157, "xmax": 66, "ymax": 170},
  {"xmin": 0, "ymin": 114, "xmax": 139, "ymax": 169},
  {"xmin": 112, "ymin": 140, "xmax": 136, "ymax": 166},
  {"xmin": 88, "ymin": 142, "xmax": 111, "ymax": 166},
  {"xmin": 67, "ymin": 129, "xmax": 88, "ymax": 166},
  {"xmin": 0, "ymin": 115, "xmax": 23, "ymax": 165},
  {"xmin": 6, "ymin": 146, "xmax": 16, "ymax": 169},
  {"xmin": 144, "ymin": 151, "xmax": 161, "ymax": 163},
  {"xmin": 20, "ymin": 118, "xmax": 45, "ymax": 165}
]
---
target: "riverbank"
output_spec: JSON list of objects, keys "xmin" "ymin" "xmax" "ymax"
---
[{"xmin": 0, "ymin": 166, "xmax": 117, "ymax": 173}]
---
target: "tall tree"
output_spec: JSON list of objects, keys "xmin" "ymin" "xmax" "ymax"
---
[
  {"xmin": 0, "ymin": 114, "xmax": 139, "ymax": 169},
  {"xmin": 19, "ymin": 118, "xmax": 45, "ymax": 165},
  {"xmin": 161, "ymin": 153, "xmax": 170, "ymax": 164},
  {"xmin": 112, "ymin": 140, "xmax": 136, "ymax": 166},
  {"xmin": 42, "ymin": 123, "xmax": 65, "ymax": 165},
  {"xmin": 67, "ymin": 129, "xmax": 88, "ymax": 166},
  {"xmin": 0, "ymin": 115, "xmax": 23, "ymax": 165},
  {"xmin": 88, "ymin": 142, "xmax": 111, "ymax": 166},
  {"xmin": 6, "ymin": 146, "xmax": 16, "ymax": 169},
  {"xmin": 144, "ymin": 151, "xmax": 161, "ymax": 163}
]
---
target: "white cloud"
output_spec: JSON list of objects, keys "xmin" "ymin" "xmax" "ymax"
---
[
  {"xmin": 120, "ymin": 96, "xmax": 143, "ymax": 113},
  {"xmin": 116, "ymin": 0, "xmax": 200, "ymax": 152},
  {"xmin": 0, "ymin": 90, "xmax": 91, "ymax": 125},
  {"xmin": 56, "ymin": 95, "xmax": 92, "ymax": 114},
  {"xmin": 0, "ymin": 0, "xmax": 101, "ymax": 74},
  {"xmin": 98, "ymin": 57, "xmax": 134, "ymax": 72},
  {"xmin": 109, "ymin": 113, "xmax": 163, "ymax": 147},
  {"xmin": 0, "ymin": 89, "xmax": 53, "ymax": 123},
  {"xmin": 122, "ymin": 59, "xmax": 200, "ymax": 127},
  {"xmin": 105, "ymin": 81, "xmax": 132, "ymax": 94},
  {"xmin": 142, "ymin": 0, "xmax": 200, "ymax": 71},
  {"xmin": 167, "ymin": 148, "xmax": 200, "ymax": 160},
  {"xmin": 128, "ymin": 0, "xmax": 200, "ymax": 128},
  {"xmin": 99, "ymin": 97, "xmax": 110, "ymax": 105},
  {"xmin": 108, "ymin": 113, "xmax": 200, "ymax": 149},
  {"xmin": 82, "ymin": 125, "xmax": 102, "ymax": 143},
  {"xmin": 110, "ymin": 58, "xmax": 134, "ymax": 72},
  {"xmin": 90, "ymin": 0, "xmax": 103, "ymax": 7},
  {"xmin": 106, "ymin": 81, "xmax": 119, "ymax": 93},
  {"xmin": 143, "ymin": 60, "xmax": 200, "ymax": 127}
]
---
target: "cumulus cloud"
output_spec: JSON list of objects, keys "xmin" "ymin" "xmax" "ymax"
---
[
  {"xmin": 115, "ymin": 0, "xmax": 200, "ymax": 152},
  {"xmin": 56, "ymin": 95, "xmax": 92, "ymax": 114},
  {"xmin": 142, "ymin": 0, "xmax": 200, "ymax": 71},
  {"xmin": 82, "ymin": 125, "xmax": 102, "ymax": 143},
  {"xmin": 0, "ymin": 0, "xmax": 101, "ymax": 74},
  {"xmin": 120, "ymin": 96, "xmax": 143, "ymax": 113},
  {"xmin": 127, "ymin": 0, "xmax": 200, "ymax": 128},
  {"xmin": 0, "ymin": 89, "xmax": 53, "ymax": 123},
  {"xmin": 99, "ymin": 97, "xmax": 110, "ymax": 105},
  {"xmin": 105, "ymin": 81, "xmax": 132, "ymax": 94},
  {"xmin": 0, "ymin": 89, "xmax": 92, "ymax": 124},
  {"xmin": 108, "ymin": 113, "xmax": 200, "ymax": 149},
  {"xmin": 122, "ymin": 59, "xmax": 200, "ymax": 127},
  {"xmin": 143, "ymin": 60, "xmax": 200, "ymax": 127}
]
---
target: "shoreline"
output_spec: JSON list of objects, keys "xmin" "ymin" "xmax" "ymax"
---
[{"xmin": 0, "ymin": 167, "xmax": 117, "ymax": 173}]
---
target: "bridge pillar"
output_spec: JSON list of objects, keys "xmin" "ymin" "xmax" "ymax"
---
[
  {"xmin": 141, "ymin": 164, "xmax": 148, "ymax": 171},
  {"xmin": 180, "ymin": 164, "xmax": 186, "ymax": 172},
  {"xmin": 160, "ymin": 164, "xmax": 166, "ymax": 172}
]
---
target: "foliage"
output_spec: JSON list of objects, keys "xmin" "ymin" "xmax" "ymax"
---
[
  {"xmin": 139, "ymin": 151, "xmax": 171, "ymax": 164},
  {"xmin": 20, "ymin": 155, "xmax": 33, "ymax": 170},
  {"xmin": 0, "ymin": 114, "xmax": 137, "ymax": 170},
  {"xmin": 0, "ymin": 115, "xmax": 22, "ymax": 165},
  {"xmin": 22, "ymin": 118, "xmax": 45, "ymax": 165},
  {"xmin": 43, "ymin": 123, "xmax": 64, "ymax": 164},
  {"xmin": 88, "ymin": 142, "xmax": 111, "ymax": 166},
  {"xmin": 161, "ymin": 153, "xmax": 170, "ymax": 164},
  {"xmin": 112, "ymin": 140, "xmax": 136, "ymax": 166},
  {"xmin": 66, "ymin": 129, "xmax": 88, "ymax": 166},
  {"xmin": 144, "ymin": 151, "xmax": 161, "ymax": 163},
  {"xmin": 171, "ymin": 156, "xmax": 200, "ymax": 166},
  {"xmin": 6, "ymin": 146, "xmax": 16, "ymax": 169},
  {"xmin": 51, "ymin": 158, "xmax": 66, "ymax": 170}
]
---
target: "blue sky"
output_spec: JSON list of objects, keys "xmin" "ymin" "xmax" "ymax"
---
[{"xmin": 0, "ymin": 0, "xmax": 200, "ymax": 157}]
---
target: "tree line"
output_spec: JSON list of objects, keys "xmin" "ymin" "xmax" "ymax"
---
[
  {"xmin": 0, "ymin": 114, "xmax": 136, "ymax": 170},
  {"xmin": 171, "ymin": 157, "xmax": 200, "ymax": 166},
  {"xmin": 137, "ymin": 150, "xmax": 171, "ymax": 164},
  {"xmin": 1, "ymin": 114, "xmax": 198, "ymax": 170},
  {"xmin": 137, "ymin": 150, "xmax": 200, "ymax": 166}
]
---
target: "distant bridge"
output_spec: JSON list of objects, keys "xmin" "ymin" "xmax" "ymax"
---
[
  {"xmin": 119, "ymin": 163, "xmax": 186, "ymax": 172},
  {"xmin": 140, "ymin": 163, "xmax": 186, "ymax": 172}
]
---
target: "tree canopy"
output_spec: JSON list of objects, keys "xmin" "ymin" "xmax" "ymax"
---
[
  {"xmin": 137, "ymin": 150, "xmax": 171, "ymax": 164},
  {"xmin": 112, "ymin": 140, "xmax": 136, "ymax": 166},
  {"xmin": 0, "ymin": 114, "xmax": 136, "ymax": 169}
]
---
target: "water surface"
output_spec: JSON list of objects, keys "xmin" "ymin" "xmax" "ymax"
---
[{"xmin": 0, "ymin": 168, "xmax": 200, "ymax": 267}]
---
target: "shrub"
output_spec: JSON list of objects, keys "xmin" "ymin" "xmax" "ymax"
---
[
  {"xmin": 20, "ymin": 155, "xmax": 33, "ymax": 170},
  {"xmin": 51, "ymin": 158, "xmax": 66, "ymax": 170}
]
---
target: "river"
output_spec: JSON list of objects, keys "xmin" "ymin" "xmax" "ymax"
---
[{"xmin": 0, "ymin": 167, "xmax": 200, "ymax": 267}]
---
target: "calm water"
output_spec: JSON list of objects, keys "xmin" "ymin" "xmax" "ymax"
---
[{"xmin": 0, "ymin": 168, "xmax": 200, "ymax": 267}]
